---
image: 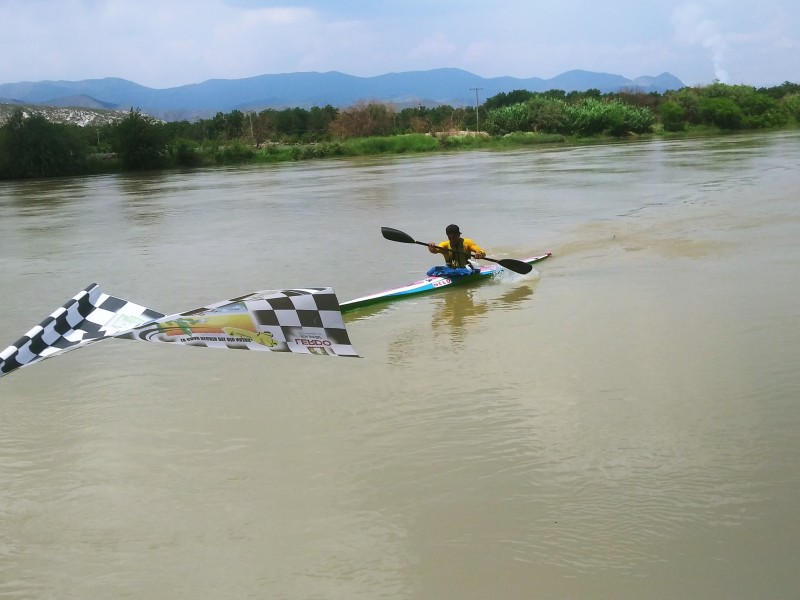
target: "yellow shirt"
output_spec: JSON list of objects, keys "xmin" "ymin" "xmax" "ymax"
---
[{"xmin": 432, "ymin": 237, "xmax": 485, "ymax": 267}]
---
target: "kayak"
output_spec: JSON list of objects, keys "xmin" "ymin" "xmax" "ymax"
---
[{"xmin": 340, "ymin": 252, "xmax": 552, "ymax": 313}]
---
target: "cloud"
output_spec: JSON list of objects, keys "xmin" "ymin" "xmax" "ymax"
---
[
  {"xmin": 408, "ymin": 34, "xmax": 458, "ymax": 61},
  {"xmin": 0, "ymin": 0, "xmax": 795, "ymax": 88},
  {"xmin": 672, "ymin": 3, "xmax": 730, "ymax": 82}
]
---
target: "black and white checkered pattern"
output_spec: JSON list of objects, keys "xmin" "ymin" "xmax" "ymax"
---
[
  {"xmin": 1, "ymin": 285, "xmax": 359, "ymax": 379},
  {"xmin": 122, "ymin": 287, "xmax": 360, "ymax": 357},
  {"xmin": 0, "ymin": 283, "xmax": 164, "ymax": 379}
]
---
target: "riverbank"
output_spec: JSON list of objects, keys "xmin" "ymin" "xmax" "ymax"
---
[{"xmin": 77, "ymin": 124, "xmax": 798, "ymax": 178}]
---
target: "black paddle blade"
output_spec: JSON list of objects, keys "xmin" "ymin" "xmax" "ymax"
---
[
  {"xmin": 381, "ymin": 227, "xmax": 416, "ymax": 244},
  {"xmin": 496, "ymin": 258, "xmax": 533, "ymax": 275}
]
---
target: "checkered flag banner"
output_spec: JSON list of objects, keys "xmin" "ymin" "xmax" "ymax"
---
[
  {"xmin": 0, "ymin": 283, "xmax": 165, "ymax": 379},
  {"xmin": 119, "ymin": 287, "xmax": 360, "ymax": 358},
  {"xmin": 1, "ymin": 285, "xmax": 360, "ymax": 379}
]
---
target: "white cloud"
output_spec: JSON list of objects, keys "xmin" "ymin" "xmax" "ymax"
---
[
  {"xmin": 672, "ymin": 3, "xmax": 730, "ymax": 82},
  {"xmin": 408, "ymin": 34, "xmax": 458, "ymax": 62},
  {"xmin": 0, "ymin": 0, "xmax": 796, "ymax": 87}
]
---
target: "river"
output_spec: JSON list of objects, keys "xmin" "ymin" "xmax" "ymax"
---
[{"xmin": 1, "ymin": 132, "xmax": 798, "ymax": 599}]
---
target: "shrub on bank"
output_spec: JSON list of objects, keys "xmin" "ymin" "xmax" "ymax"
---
[
  {"xmin": 565, "ymin": 99, "xmax": 654, "ymax": 137},
  {"xmin": 783, "ymin": 93, "xmax": 800, "ymax": 123},
  {"xmin": 484, "ymin": 104, "xmax": 531, "ymax": 135},
  {"xmin": 660, "ymin": 101, "xmax": 686, "ymax": 132},
  {"xmin": 340, "ymin": 134, "xmax": 439, "ymax": 155},
  {"xmin": 215, "ymin": 140, "xmax": 255, "ymax": 164},
  {"xmin": 170, "ymin": 138, "xmax": 206, "ymax": 167}
]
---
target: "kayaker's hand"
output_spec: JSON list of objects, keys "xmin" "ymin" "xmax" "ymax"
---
[
  {"xmin": 474, "ymin": 251, "xmax": 486, "ymax": 259},
  {"xmin": 428, "ymin": 243, "xmax": 439, "ymax": 254}
]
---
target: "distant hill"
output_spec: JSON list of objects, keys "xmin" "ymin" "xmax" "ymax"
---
[
  {"xmin": 0, "ymin": 68, "xmax": 685, "ymax": 122},
  {"xmin": 44, "ymin": 94, "xmax": 118, "ymax": 110}
]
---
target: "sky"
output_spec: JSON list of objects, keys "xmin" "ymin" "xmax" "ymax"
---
[{"xmin": 1, "ymin": 0, "xmax": 798, "ymax": 89}]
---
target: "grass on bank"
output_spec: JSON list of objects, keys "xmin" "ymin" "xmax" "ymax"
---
[
  {"xmin": 15, "ymin": 125, "xmax": 800, "ymax": 180},
  {"xmin": 116, "ymin": 127, "xmax": 796, "ymax": 173},
  {"xmin": 250, "ymin": 132, "xmax": 568, "ymax": 163}
]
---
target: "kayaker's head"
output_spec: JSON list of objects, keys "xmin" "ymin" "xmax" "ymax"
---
[{"xmin": 446, "ymin": 224, "xmax": 461, "ymax": 242}]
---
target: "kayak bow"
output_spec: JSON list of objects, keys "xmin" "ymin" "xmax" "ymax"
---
[{"xmin": 340, "ymin": 252, "xmax": 551, "ymax": 313}]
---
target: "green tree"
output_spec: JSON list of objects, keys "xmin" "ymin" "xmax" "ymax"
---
[
  {"xmin": 329, "ymin": 102, "xmax": 396, "ymax": 138},
  {"xmin": 484, "ymin": 89, "xmax": 535, "ymax": 110},
  {"xmin": 612, "ymin": 90, "xmax": 661, "ymax": 110},
  {"xmin": 273, "ymin": 107, "xmax": 310, "ymax": 140},
  {"xmin": 484, "ymin": 104, "xmax": 530, "ymax": 135},
  {"xmin": 567, "ymin": 88, "xmax": 602, "ymax": 102},
  {"xmin": 397, "ymin": 106, "xmax": 432, "ymax": 133},
  {"xmin": 698, "ymin": 81, "xmax": 734, "ymax": 99},
  {"xmin": 698, "ymin": 97, "xmax": 744, "ymax": 130},
  {"xmin": 169, "ymin": 138, "xmax": 204, "ymax": 167},
  {"xmin": 659, "ymin": 101, "xmax": 686, "ymax": 132},
  {"xmin": 113, "ymin": 108, "xmax": 167, "ymax": 170},
  {"xmin": 670, "ymin": 88, "xmax": 703, "ymax": 124},
  {"xmin": 782, "ymin": 93, "xmax": 800, "ymax": 121},
  {"xmin": 758, "ymin": 81, "xmax": 800, "ymax": 100},
  {"xmin": 734, "ymin": 89, "xmax": 787, "ymax": 128},
  {"xmin": 226, "ymin": 110, "xmax": 246, "ymax": 139},
  {"xmin": 162, "ymin": 119, "xmax": 201, "ymax": 143},
  {"xmin": 542, "ymin": 89, "xmax": 567, "ymax": 100},
  {"xmin": 563, "ymin": 99, "xmax": 653, "ymax": 137},
  {"xmin": 526, "ymin": 97, "xmax": 569, "ymax": 134},
  {"xmin": 428, "ymin": 105, "xmax": 466, "ymax": 131},
  {"xmin": 252, "ymin": 109, "xmax": 276, "ymax": 145},
  {"xmin": 206, "ymin": 112, "xmax": 227, "ymax": 140},
  {"xmin": 691, "ymin": 83, "xmax": 787, "ymax": 128},
  {"xmin": 0, "ymin": 109, "xmax": 88, "ymax": 179},
  {"xmin": 306, "ymin": 105, "xmax": 338, "ymax": 141}
]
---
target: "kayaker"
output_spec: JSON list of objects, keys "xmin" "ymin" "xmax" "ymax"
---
[{"xmin": 427, "ymin": 224, "xmax": 486, "ymax": 272}]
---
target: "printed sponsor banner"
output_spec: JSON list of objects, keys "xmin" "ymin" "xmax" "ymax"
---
[{"xmin": 0, "ymin": 285, "xmax": 359, "ymax": 379}]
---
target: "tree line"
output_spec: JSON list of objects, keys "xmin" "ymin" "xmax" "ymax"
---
[{"xmin": 1, "ymin": 81, "xmax": 799, "ymax": 180}]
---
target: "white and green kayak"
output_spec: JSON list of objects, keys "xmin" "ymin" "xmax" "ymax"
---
[{"xmin": 340, "ymin": 252, "xmax": 551, "ymax": 313}]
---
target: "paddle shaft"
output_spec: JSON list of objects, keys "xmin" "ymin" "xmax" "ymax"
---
[
  {"xmin": 423, "ymin": 240, "xmax": 509, "ymax": 269},
  {"xmin": 413, "ymin": 240, "xmax": 477, "ymax": 261}
]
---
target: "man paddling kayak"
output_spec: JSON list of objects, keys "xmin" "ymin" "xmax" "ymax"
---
[
  {"xmin": 338, "ymin": 227, "xmax": 548, "ymax": 312},
  {"xmin": 427, "ymin": 224, "xmax": 486, "ymax": 276}
]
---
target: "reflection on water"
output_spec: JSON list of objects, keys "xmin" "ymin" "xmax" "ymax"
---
[
  {"xmin": 430, "ymin": 278, "xmax": 541, "ymax": 344},
  {"xmin": 121, "ymin": 192, "xmax": 168, "ymax": 226},
  {"xmin": 342, "ymin": 302, "xmax": 394, "ymax": 323},
  {"xmin": 3, "ymin": 178, "xmax": 88, "ymax": 229},
  {"xmin": 492, "ymin": 281, "xmax": 536, "ymax": 309},
  {"xmin": 431, "ymin": 288, "xmax": 489, "ymax": 342}
]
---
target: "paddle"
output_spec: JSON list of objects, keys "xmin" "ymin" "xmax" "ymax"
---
[{"xmin": 381, "ymin": 227, "xmax": 533, "ymax": 275}]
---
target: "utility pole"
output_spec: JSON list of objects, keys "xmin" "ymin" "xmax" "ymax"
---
[{"xmin": 469, "ymin": 87, "xmax": 483, "ymax": 134}]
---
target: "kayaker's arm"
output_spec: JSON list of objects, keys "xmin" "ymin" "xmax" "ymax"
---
[
  {"xmin": 464, "ymin": 239, "xmax": 487, "ymax": 259},
  {"xmin": 428, "ymin": 242, "xmax": 452, "ymax": 255},
  {"xmin": 429, "ymin": 241, "xmax": 486, "ymax": 259}
]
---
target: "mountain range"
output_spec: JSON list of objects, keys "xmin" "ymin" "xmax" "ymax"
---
[{"xmin": 0, "ymin": 68, "xmax": 685, "ymax": 122}]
